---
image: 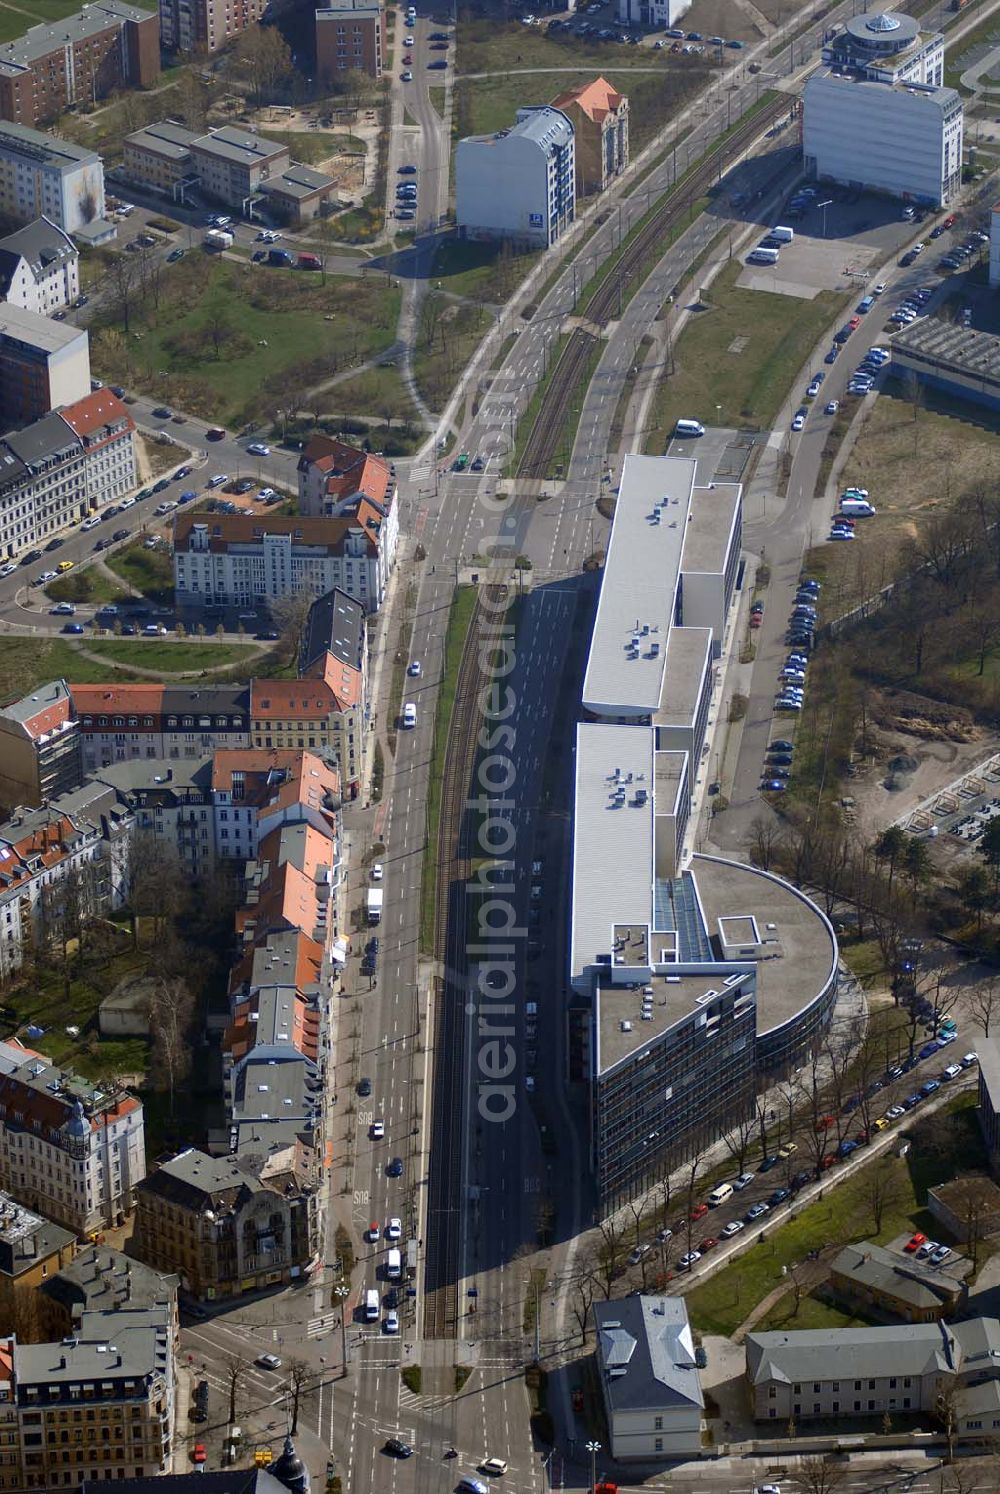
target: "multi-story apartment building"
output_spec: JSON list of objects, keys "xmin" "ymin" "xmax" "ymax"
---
[
  {"xmin": 211, "ymin": 747, "xmax": 342, "ymax": 863},
  {"xmin": 95, "ymin": 758, "xmax": 218, "ymax": 874},
  {"xmin": 0, "ymin": 679, "xmax": 83, "ymax": 812},
  {"xmin": 173, "ymin": 509, "xmax": 398, "ymax": 616},
  {"xmin": 550, "ymin": 77, "xmax": 628, "ymax": 196},
  {"xmin": 0, "ymin": 218, "xmax": 79, "ymax": 317},
  {"xmin": 0, "ymin": 1038, "xmax": 145, "ymax": 1234},
  {"xmin": 0, "ymin": 782, "xmax": 133, "ymax": 980},
  {"xmin": 0, "ymin": 391, "xmax": 137, "ymax": 561},
  {"xmin": 0, "ymin": 306, "xmax": 90, "ymax": 431},
  {"xmin": 0, "ymin": 3, "xmax": 158, "ymax": 128},
  {"xmin": 316, "ymin": 0, "xmax": 386, "ymax": 82},
  {"xmin": 296, "ymin": 434, "xmax": 394, "ymax": 518},
  {"xmin": 122, "ymin": 119, "xmax": 198, "ymax": 196},
  {"xmin": 71, "ymin": 684, "xmax": 250, "ymax": 774},
  {"xmin": 250, "ymin": 659, "xmax": 364, "ymax": 797},
  {"xmin": 0, "ymin": 124, "xmax": 105, "ymax": 233},
  {"xmin": 59, "ymin": 389, "xmax": 136, "ymax": 511},
  {"xmin": 9, "ymin": 1304, "xmax": 174, "ymax": 1486},
  {"xmin": 456, "ymin": 105, "xmax": 576, "ymax": 249},
  {"xmin": 159, "ymin": 0, "xmax": 267, "ymax": 54},
  {"xmin": 133, "ymin": 1146, "xmax": 322, "ymax": 1300}
]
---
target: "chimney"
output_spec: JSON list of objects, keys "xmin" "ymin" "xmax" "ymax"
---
[{"xmin": 59, "ymin": 1355, "xmax": 66, "ymax": 1368}]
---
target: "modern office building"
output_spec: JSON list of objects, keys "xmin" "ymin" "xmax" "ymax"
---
[
  {"xmin": 803, "ymin": 71, "xmax": 962, "ymax": 207},
  {"xmin": 316, "ymin": 0, "xmax": 386, "ymax": 82},
  {"xmin": 132, "ymin": 1146, "xmax": 323, "ymax": 1300},
  {"xmin": 173, "ymin": 506, "xmax": 399, "ymax": 616},
  {"xmin": 0, "ymin": 304, "xmax": 90, "ymax": 429},
  {"xmin": 978, "ymin": 1033, "xmax": 1000, "ymax": 1172},
  {"xmin": 456, "ymin": 105, "xmax": 576, "ymax": 249},
  {"xmin": 570, "ymin": 453, "xmax": 837, "ymax": 1211},
  {"xmin": 550, "ymin": 77, "xmax": 629, "ymax": 196},
  {"xmin": 820, "ymin": 11, "xmax": 943, "ymax": 86},
  {"xmin": 594, "ymin": 1296, "xmax": 704, "ymax": 1459},
  {"xmin": 159, "ymin": 0, "xmax": 267, "ymax": 54},
  {"xmin": 0, "ymin": 1038, "xmax": 145, "ymax": 1234},
  {"xmin": 0, "ymin": 217, "xmax": 79, "ymax": 316},
  {"xmin": 0, "ymin": 678, "xmax": 83, "ymax": 810},
  {"xmin": 0, "ymin": 2, "xmax": 158, "ymax": 127},
  {"xmin": 0, "ymin": 124, "xmax": 106, "ymax": 232},
  {"xmin": 991, "ymin": 202, "xmax": 1000, "ymax": 288},
  {"xmin": 889, "ymin": 318, "xmax": 1000, "ymax": 412}
]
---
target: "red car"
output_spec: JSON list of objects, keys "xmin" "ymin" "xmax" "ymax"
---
[
  {"xmin": 815, "ymin": 1114, "xmax": 836, "ymax": 1131},
  {"xmin": 690, "ymin": 1202, "xmax": 709, "ymax": 1221},
  {"xmin": 819, "ymin": 1153, "xmax": 836, "ymax": 1170},
  {"xmin": 698, "ymin": 1236, "xmax": 718, "ymax": 1252},
  {"xmin": 904, "ymin": 1232, "xmax": 928, "ymax": 1253},
  {"xmin": 750, "ymin": 612, "xmax": 763, "ymax": 628},
  {"xmin": 848, "ymin": 314, "xmax": 862, "ymax": 330},
  {"xmin": 193, "ymin": 1445, "xmax": 207, "ymax": 1465},
  {"xmin": 943, "ymin": 213, "xmax": 956, "ymax": 228},
  {"xmin": 855, "ymin": 1128, "xmax": 870, "ymax": 1144}
]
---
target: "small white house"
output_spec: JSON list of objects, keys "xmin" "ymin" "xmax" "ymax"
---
[
  {"xmin": 0, "ymin": 217, "xmax": 79, "ymax": 315},
  {"xmin": 594, "ymin": 1295, "xmax": 705, "ymax": 1459}
]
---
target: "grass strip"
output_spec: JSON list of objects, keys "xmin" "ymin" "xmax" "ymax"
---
[{"xmin": 420, "ymin": 585, "xmax": 478, "ymax": 953}]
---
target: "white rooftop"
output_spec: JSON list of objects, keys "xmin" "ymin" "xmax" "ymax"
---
[
  {"xmin": 582, "ymin": 454, "xmax": 695, "ymax": 718},
  {"xmin": 571, "ymin": 722, "xmax": 653, "ymax": 987}
]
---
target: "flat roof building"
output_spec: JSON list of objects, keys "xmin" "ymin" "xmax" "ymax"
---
[
  {"xmin": 316, "ymin": 0, "xmax": 387, "ymax": 83},
  {"xmin": 571, "ymin": 448, "xmax": 836, "ymax": 1211},
  {"xmin": 890, "ymin": 317, "xmax": 1000, "ymax": 411},
  {"xmin": 821, "ymin": 10, "xmax": 943, "ymax": 86},
  {"xmin": 0, "ymin": 301, "xmax": 90, "ymax": 427},
  {"xmin": 0, "ymin": 123, "xmax": 106, "ymax": 233},
  {"xmin": 803, "ymin": 71, "xmax": 962, "ymax": 208}
]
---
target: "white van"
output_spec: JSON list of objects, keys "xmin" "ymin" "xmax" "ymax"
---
[
  {"xmin": 674, "ymin": 419, "xmax": 705, "ymax": 438},
  {"xmin": 365, "ymin": 1288, "xmax": 379, "ymax": 1322},
  {"xmin": 839, "ymin": 497, "xmax": 876, "ymax": 517},
  {"xmin": 386, "ymin": 1248, "xmax": 402, "ymax": 1280},
  {"xmin": 403, "ymin": 703, "xmax": 417, "ymax": 728},
  {"xmin": 770, "ymin": 225, "xmax": 794, "ymax": 243},
  {"xmin": 748, "ymin": 246, "xmax": 779, "ymax": 265},
  {"xmin": 707, "ymin": 1181, "xmax": 734, "ymax": 1208}
]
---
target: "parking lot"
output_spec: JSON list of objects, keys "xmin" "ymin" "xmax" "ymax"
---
[{"xmin": 735, "ymin": 185, "xmax": 947, "ymax": 299}]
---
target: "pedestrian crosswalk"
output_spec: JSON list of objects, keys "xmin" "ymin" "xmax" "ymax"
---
[{"xmin": 307, "ymin": 1312, "xmax": 338, "ymax": 1339}]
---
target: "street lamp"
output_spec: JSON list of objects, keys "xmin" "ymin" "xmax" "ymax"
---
[
  {"xmin": 585, "ymin": 1440, "xmax": 602, "ymax": 1493},
  {"xmin": 817, "ymin": 198, "xmax": 833, "ymax": 238},
  {"xmin": 334, "ymin": 1284, "xmax": 350, "ymax": 1376}
]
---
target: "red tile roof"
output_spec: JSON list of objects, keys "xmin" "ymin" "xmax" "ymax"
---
[
  {"xmin": 72, "ymin": 684, "xmax": 165, "ymax": 715},
  {"xmin": 551, "ymin": 75, "xmax": 624, "ymax": 122},
  {"xmin": 60, "ymin": 389, "xmax": 134, "ymax": 441},
  {"xmin": 300, "ymin": 435, "xmax": 392, "ymax": 506},
  {"xmin": 21, "ymin": 694, "xmax": 73, "ymax": 742},
  {"xmin": 174, "ymin": 512, "xmax": 382, "ymax": 555}
]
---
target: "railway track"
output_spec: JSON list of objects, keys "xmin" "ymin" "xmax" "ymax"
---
[
  {"xmin": 516, "ymin": 91, "xmax": 791, "ymax": 479},
  {"xmin": 423, "ymin": 585, "xmax": 502, "ymax": 1340}
]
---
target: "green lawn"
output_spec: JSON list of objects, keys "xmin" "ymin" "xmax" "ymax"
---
[
  {"xmin": 90, "ymin": 256, "xmax": 400, "ymax": 427},
  {"xmin": 85, "ymin": 639, "xmax": 261, "ymax": 672},
  {"xmin": 429, "ymin": 86, "xmax": 447, "ymax": 117},
  {"xmin": 684, "ymin": 1093, "xmax": 982, "ymax": 1338},
  {"xmin": 430, "ymin": 239, "xmax": 541, "ymax": 303},
  {"xmin": 755, "ymin": 1294, "xmax": 877, "ymax": 1333},
  {"xmin": 0, "ymin": 639, "xmax": 153, "ymax": 702},
  {"xmin": 317, "ymin": 364, "xmax": 419, "ymax": 427},
  {"xmin": 645, "ymin": 260, "xmax": 847, "ymax": 448},
  {"xmin": 0, "ymin": 942, "xmax": 145, "ymax": 1070},
  {"xmin": 420, "ymin": 586, "xmax": 478, "ymax": 952},
  {"xmin": 46, "ymin": 568, "xmax": 128, "ymax": 606},
  {"xmin": 260, "ymin": 130, "xmax": 365, "ymax": 165},
  {"xmin": 106, "ymin": 543, "xmax": 174, "ymax": 604}
]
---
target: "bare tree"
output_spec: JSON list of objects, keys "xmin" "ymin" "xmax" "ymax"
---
[
  {"xmin": 970, "ymin": 978, "xmax": 1000, "ymax": 1040},
  {"xmin": 723, "ymin": 1113, "xmax": 756, "ymax": 1177},
  {"xmin": 148, "ymin": 975, "xmax": 195, "ymax": 1117},
  {"xmin": 233, "ymin": 24, "xmax": 293, "ymax": 107},
  {"xmin": 626, "ymin": 1195, "xmax": 648, "ymax": 1247},
  {"xmin": 797, "ymin": 1454, "xmax": 847, "ymax": 1494},
  {"xmin": 864, "ymin": 1159, "xmax": 904, "ymax": 1236},
  {"xmin": 936, "ymin": 1384, "xmax": 960, "ymax": 1462},
  {"xmin": 123, "ymin": 832, "xmax": 188, "ymax": 945},
  {"xmin": 223, "ymin": 1352, "xmax": 247, "ymax": 1426},
  {"xmin": 682, "ymin": 1157, "xmax": 700, "ymax": 1256},
  {"xmin": 593, "ymin": 1217, "xmax": 626, "ymax": 1297},
  {"xmin": 270, "ymin": 588, "xmax": 316, "ymax": 668},
  {"xmin": 103, "ymin": 252, "xmax": 141, "ymax": 335},
  {"xmin": 747, "ymin": 815, "xmax": 783, "ymax": 872},
  {"xmin": 285, "ymin": 1359, "xmax": 315, "ymax": 1434},
  {"xmin": 567, "ymin": 1257, "xmax": 597, "ymax": 1345}
]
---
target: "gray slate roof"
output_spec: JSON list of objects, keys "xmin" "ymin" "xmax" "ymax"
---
[
  {"xmin": 746, "ymin": 1322, "xmax": 960, "ymax": 1385},
  {"xmin": 594, "ymin": 1295, "xmax": 703, "ymax": 1412},
  {"xmin": 300, "ymin": 586, "xmax": 364, "ymax": 674},
  {"xmin": 831, "ymin": 1240, "xmax": 959, "ymax": 1310},
  {"xmin": 0, "ymin": 217, "xmax": 76, "ymax": 291}
]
